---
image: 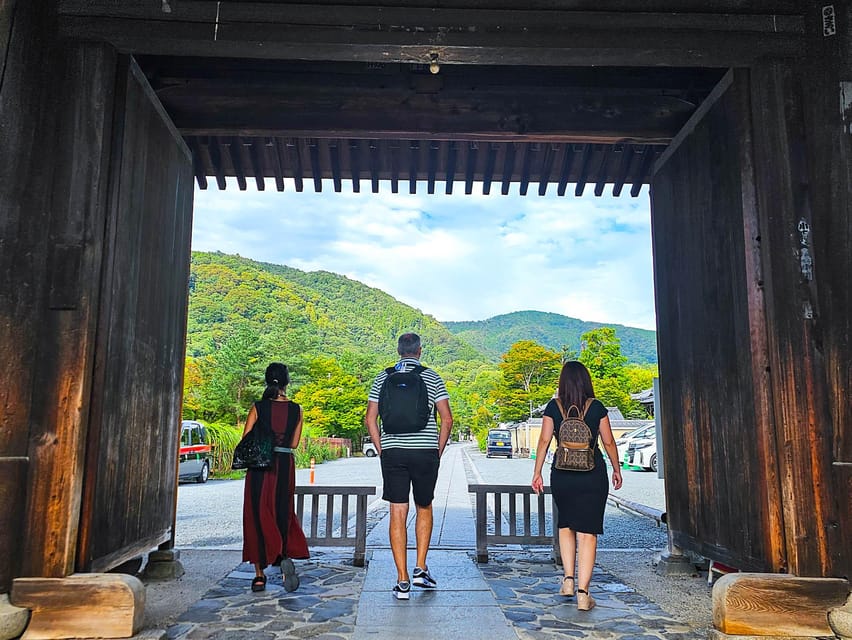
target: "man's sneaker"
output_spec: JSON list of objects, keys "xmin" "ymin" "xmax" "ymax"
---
[
  {"xmin": 412, "ymin": 567, "xmax": 437, "ymax": 588},
  {"xmin": 393, "ymin": 580, "xmax": 411, "ymax": 600}
]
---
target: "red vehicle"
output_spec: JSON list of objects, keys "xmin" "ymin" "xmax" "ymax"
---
[{"xmin": 179, "ymin": 420, "xmax": 211, "ymax": 483}]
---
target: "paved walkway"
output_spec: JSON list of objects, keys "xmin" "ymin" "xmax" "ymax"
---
[{"xmin": 164, "ymin": 446, "xmax": 705, "ymax": 640}]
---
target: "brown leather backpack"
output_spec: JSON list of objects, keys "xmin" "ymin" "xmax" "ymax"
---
[{"xmin": 553, "ymin": 398, "xmax": 595, "ymax": 472}]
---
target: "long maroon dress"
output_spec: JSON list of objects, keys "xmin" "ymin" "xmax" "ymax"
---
[{"xmin": 242, "ymin": 399, "xmax": 310, "ymax": 566}]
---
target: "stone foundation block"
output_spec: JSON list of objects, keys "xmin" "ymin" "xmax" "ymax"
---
[
  {"xmin": 829, "ymin": 593, "xmax": 852, "ymax": 639},
  {"xmin": 141, "ymin": 549, "xmax": 185, "ymax": 581},
  {"xmin": 0, "ymin": 593, "xmax": 30, "ymax": 640}
]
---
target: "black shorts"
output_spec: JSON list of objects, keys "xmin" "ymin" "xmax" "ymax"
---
[{"xmin": 380, "ymin": 448, "xmax": 440, "ymax": 506}]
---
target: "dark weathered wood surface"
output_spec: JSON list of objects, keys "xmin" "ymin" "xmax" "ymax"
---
[
  {"xmin": 748, "ymin": 61, "xmax": 844, "ymax": 578},
  {"xmin": 0, "ymin": 0, "xmax": 16, "ymax": 84},
  {"xmin": 75, "ymin": 57, "xmax": 193, "ymax": 574},
  {"xmin": 651, "ymin": 72, "xmax": 783, "ymax": 572},
  {"xmin": 57, "ymin": 1, "xmax": 804, "ymax": 66},
  {"xmin": 1, "ymin": 0, "xmax": 118, "ymax": 583},
  {"xmin": 800, "ymin": 2, "xmax": 852, "ymax": 580},
  {"xmin": 187, "ymin": 137, "xmax": 664, "ymax": 196},
  {"xmin": 0, "ymin": 0, "xmax": 53, "ymax": 591},
  {"xmin": 153, "ymin": 63, "xmax": 714, "ymax": 143}
]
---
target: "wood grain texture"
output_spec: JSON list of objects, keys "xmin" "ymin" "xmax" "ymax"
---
[
  {"xmin": 748, "ymin": 61, "xmax": 842, "ymax": 578},
  {"xmin": 650, "ymin": 74, "xmax": 782, "ymax": 572},
  {"xmin": 0, "ymin": 458, "xmax": 27, "ymax": 591},
  {"xmin": 712, "ymin": 573, "xmax": 850, "ymax": 636},
  {"xmin": 11, "ymin": 573, "xmax": 145, "ymax": 639},
  {"xmin": 56, "ymin": 2, "xmax": 804, "ymax": 66},
  {"xmin": 75, "ymin": 56, "xmax": 193, "ymax": 573},
  {"xmin": 0, "ymin": 0, "xmax": 17, "ymax": 88}
]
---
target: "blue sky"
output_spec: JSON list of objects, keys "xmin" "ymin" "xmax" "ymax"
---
[{"xmin": 191, "ymin": 179, "xmax": 656, "ymax": 330}]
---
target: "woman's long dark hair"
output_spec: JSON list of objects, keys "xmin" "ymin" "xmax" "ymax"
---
[
  {"xmin": 262, "ymin": 362, "xmax": 290, "ymax": 400},
  {"xmin": 556, "ymin": 361, "xmax": 596, "ymax": 412}
]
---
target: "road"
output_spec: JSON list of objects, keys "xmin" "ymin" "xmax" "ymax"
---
[{"xmin": 174, "ymin": 442, "xmax": 668, "ymax": 550}]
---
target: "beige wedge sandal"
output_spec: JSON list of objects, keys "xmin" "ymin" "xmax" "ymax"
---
[{"xmin": 577, "ymin": 588, "xmax": 596, "ymax": 611}]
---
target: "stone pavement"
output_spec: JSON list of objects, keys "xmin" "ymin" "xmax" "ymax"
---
[{"xmin": 162, "ymin": 445, "xmax": 707, "ymax": 640}]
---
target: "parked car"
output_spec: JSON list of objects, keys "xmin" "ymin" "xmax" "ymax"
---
[
  {"xmin": 486, "ymin": 428, "xmax": 513, "ymax": 458},
  {"xmin": 362, "ymin": 435, "xmax": 378, "ymax": 457},
  {"xmin": 615, "ymin": 423, "xmax": 656, "ymax": 465},
  {"xmin": 624, "ymin": 434, "xmax": 658, "ymax": 472},
  {"xmin": 179, "ymin": 420, "xmax": 211, "ymax": 483}
]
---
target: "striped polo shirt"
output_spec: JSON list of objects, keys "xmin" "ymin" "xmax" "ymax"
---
[{"xmin": 368, "ymin": 358, "xmax": 449, "ymax": 450}]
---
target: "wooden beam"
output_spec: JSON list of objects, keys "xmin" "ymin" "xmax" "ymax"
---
[
  {"xmin": 158, "ymin": 78, "xmax": 701, "ymax": 143},
  {"xmin": 12, "ymin": 573, "xmax": 145, "ymax": 639},
  {"xmin": 464, "ymin": 142, "xmax": 477, "ymax": 195},
  {"xmin": 270, "ymin": 139, "xmax": 285, "ymax": 192},
  {"xmin": 248, "ymin": 140, "xmax": 264, "ymax": 190},
  {"xmin": 329, "ymin": 141, "xmax": 342, "ymax": 192},
  {"xmin": 308, "ymin": 139, "xmax": 322, "ymax": 192},
  {"xmin": 445, "ymin": 141, "xmax": 457, "ymax": 194},
  {"xmin": 58, "ymin": 2, "xmax": 805, "ymax": 67},
  {"xmin": 482, "ymin": 143, "xmax": 497, "ymax": 195},
  {"xmin": 712, "ymin": 573, "xmax": 849, "ymax": 637},
  {"xmin": 408, "ymin": 140, "xmax": 418, "ymax": 194},
  {"xmin": 389, "ymin": 141, "xmax": 400, "ymax": 194},
  {"xmin": 349, "ymin": 139, "xmax": 361, "ymax": 193}
]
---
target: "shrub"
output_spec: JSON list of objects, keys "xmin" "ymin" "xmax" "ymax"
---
[
  {"xmin": 294, "ymin": 439, "xmax": 344, "ymax": 468},
  {"xmin": 204, "ymin": 421, "xmax": 243, "ymax": 475}
]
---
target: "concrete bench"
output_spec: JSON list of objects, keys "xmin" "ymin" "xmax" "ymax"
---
[
  {"xmin": 468, "ymin": 483, "xmax": 559, "ymax": 563},
  {"xmin": 294, "ymin": 485, "xmax": 376, "ymax": 567}
]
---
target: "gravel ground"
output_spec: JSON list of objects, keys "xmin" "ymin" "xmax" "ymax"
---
[{"xmin": 595, "ymin": 549, "xmax": 713, "ymax": 635}]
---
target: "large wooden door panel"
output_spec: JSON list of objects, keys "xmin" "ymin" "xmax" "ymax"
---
[{"xmin": 76, "ymin": 58, "xmax": 193, "ymax": 573}]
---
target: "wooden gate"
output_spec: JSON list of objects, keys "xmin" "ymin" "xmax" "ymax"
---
[
  {"xmin": 651, "ymin": 66, "xmax": 849, "ymax": 578},
  {"xmin": 650, "ymin": 70, "xmax": 785, "ymax": 572},
  {"xmin": 75, "ymin": 59, "xmax": 194, "ymax": 573}
]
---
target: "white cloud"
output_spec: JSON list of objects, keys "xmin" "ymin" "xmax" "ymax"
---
[{"xmin": 192, "ymin": 179, "xmax": 656, "ymax": 329}]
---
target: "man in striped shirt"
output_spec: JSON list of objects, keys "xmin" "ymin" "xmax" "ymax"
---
[{"xmin": 365, "ymin": 333, "xmax": 453, "ymax": 600}]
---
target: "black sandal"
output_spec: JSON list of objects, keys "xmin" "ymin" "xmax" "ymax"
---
[{"xmin": 251, "ymin": 575, "xmax": 267, "ymax": 592}]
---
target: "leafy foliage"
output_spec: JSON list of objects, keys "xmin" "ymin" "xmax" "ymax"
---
[
  {"xmin": 445, "ymin": 310, "xmax": 657, "ymax": 365},
  {"xmin": 204, "ymin": 421, "xmax": 244, "ymax": 475},
  {"xmin": 182, "ymin": 252, "xmax": 657, "ymax": 470},
  {"xmin": 494, "ymin": 341, "xmax": 562, "ymax": 423}
]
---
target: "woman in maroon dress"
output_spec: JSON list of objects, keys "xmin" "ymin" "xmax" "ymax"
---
[{"xmin": 242, "ymin": 362, "xmax": 309, "ymax": 592}]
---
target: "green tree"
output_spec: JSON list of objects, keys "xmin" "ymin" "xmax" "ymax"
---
[
  {"xmin": 199, "ymin": 323, "xmax": 264, "ymax": 426},
  {"xmin": 495, "ymin": 341, "xmax": 561, "ymax": 423},
  {"xmin": 579, "ymin": 327, "xmax": 628, "ymax": 379},
  {"xmin": 292, "ymin": 357, "xmax": 369, "ymax": 442}
]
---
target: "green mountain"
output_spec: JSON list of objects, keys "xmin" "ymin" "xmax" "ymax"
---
[
  {"xmin": 444, "ymin": 310, "xmax": 657, "ymax": 364},
  {"xmin": 187, "ymin": 252, "xmax": 481, "ymax": 368}
]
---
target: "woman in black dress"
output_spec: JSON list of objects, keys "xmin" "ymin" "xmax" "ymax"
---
[{"xmin": 531, "ymin": 361, "xmax": 622, "ymax": 611}]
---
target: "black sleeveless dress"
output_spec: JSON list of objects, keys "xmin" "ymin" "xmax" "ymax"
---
[{"xmin": 545, "ymin": 398, "xmax": 610, "ymax": 534}]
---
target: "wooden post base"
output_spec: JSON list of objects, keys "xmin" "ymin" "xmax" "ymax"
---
[
  {"xmin": 712, "ymin": 573, "xmax": 850, "ymax": 638},
  {"xmin": 10, "ymin": 574, "xmax": 145, "ymax": 639}
]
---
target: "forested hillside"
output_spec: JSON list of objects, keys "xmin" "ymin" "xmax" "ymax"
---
[
  {"xmin": 184, "ymin": 252, "xmax": 656, "ymax": 459},
  {"xmin": 444, "ymin": 310, "xmax": 657, "ymax": 364},
  {"xmin": 187, "ymin": 251, "xmax": 480, "ymax": 368}
]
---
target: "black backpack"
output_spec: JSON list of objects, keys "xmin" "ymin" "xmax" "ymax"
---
[{"xmin": 378, "ymin": 365, "xmax": 431, "ymax": 434}]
